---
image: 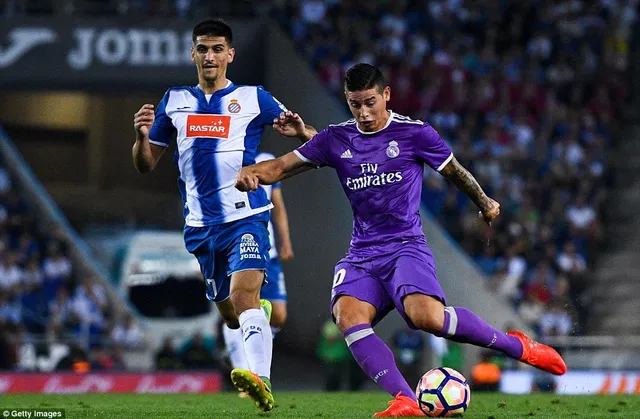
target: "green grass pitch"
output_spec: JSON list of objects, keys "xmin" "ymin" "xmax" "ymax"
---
[{"xmin": 1, "ymin": 392, "xmax": 638, "ymax": 418}]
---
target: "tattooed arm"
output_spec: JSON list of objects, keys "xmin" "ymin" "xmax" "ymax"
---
[
  {"xmin": 439, "ymin": 156, "xmax": 500, "ymax": 224},
  {"xmin": 235, "ymin": 151, "xmax": 315, "ymax": 192}
]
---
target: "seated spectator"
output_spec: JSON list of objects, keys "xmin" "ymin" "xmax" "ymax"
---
[
  {"xmin": 181, "ymin": 332, "xmax": 218, "ymax": 370},
  {"xmin": 0, "ymin": 291, "xmax": 21, "ymax": 325},
  {"xmin": 42, "ymin": 242, "xmax": 72, "ymax": 304},
  {"xmin": 111, "ymin": 315, "xmax": 144, "ymax": 349},
  {"xmin": 518, "ymin": 293, "xmax": 545, "ymax": 331},
  {"xmin": 539, "ymin": 299, "xmax": 574, "ymax": 337},
  {"xmin": 156, "ymin": 336, "xmax": 184, "ymax": 371},
  {"xmin": 0, "ymin": 251, "xmax": 23, "ymax": 293}
]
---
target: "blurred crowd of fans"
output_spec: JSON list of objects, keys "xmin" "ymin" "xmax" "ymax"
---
[
  {"xmin": 0, "ymin": 0, "xmax": 261, "ymax": 18},
  {"xmin": 275, "ymin": 0, "xmax": 637, "ymax": 337},
  {"xmin": 1, "ymin": 0, "xmax": 637, "ymax": 373},
  {"xmin": 0, "ymin": 167, "xmax": 144, "ymax": 371}
]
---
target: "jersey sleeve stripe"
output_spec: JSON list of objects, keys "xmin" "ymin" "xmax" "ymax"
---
[
  {"xmin": 436, "ymin": 152, "xmax": 454, "ymax": 172},
  {"xmin": 149, "ymin": 139, "xmax": 170, "ymax": 147},
  {"xmin": 293, "ymin": 149, "xmax": 319, "ymax": 165}
]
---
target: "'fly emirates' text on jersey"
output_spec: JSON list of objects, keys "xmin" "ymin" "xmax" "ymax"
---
[
  {"xmin": 295, "ymin": 112, "xmax": 453, "ymax": 250},
  {"xmin": 149, "ymin": 82, "xmax": 287, "ymax": 227}
]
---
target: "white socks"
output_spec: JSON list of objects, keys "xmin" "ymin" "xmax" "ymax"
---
[
  {"xmin": 238, "ymin": 308, "xmax": 273, "ymax": 378},
  {"xmin": 223, "ymin": 324, "xmax": 249, "ymax": 370}
]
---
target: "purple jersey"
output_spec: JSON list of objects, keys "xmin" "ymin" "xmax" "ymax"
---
[{"xmin": 294, "ymin": 112, "xmax": 452, "ymax": 250}]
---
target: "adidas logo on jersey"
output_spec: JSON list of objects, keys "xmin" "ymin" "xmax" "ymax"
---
[{"xmin": 341, "ymin": 149, "xmax": 353, "ymax": 159}]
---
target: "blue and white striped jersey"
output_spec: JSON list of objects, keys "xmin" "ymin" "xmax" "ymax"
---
[{"xmin": 149, "ymin": 81, "xmax": 288, "ymax": 227}]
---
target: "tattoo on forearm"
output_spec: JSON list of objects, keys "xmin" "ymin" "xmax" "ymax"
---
[{"xmin": 440, "ymin": 157, "xmax": 489, "ymax": 210}]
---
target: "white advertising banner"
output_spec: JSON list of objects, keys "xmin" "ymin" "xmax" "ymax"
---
[{"xmin": 500, "ymin": 371, "xmax": 640, "ymax": 395}]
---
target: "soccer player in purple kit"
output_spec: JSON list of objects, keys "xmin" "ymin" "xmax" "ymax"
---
[{"xmin": 236, "ymin": 63, "xmax": 566, "ymax": 417}]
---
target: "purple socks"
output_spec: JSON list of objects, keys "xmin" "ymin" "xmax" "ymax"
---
[
  {"xmin": 343, "ymin": 324, "xmax": 415, "ymax": 400},
  {"xmin": 441, "ymin": 306, "xmax": 523, "ymax": 359}
]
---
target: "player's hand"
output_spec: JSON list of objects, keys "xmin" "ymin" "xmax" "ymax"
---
[
  {"xmin": 273, "ymin": 111, "xmax": 305, "ymax": 138},
  {"xmin": 479, "ymin": 198, "xmax": 500, "ymax": 226},
  {"xmin": 235, "ymin": 168, "xmax": 260, "ymax": 192},
  {"xmin": 279, "ymin": 242, "xmax": 294, "ymax": 262},
  {"xmin": 134, "ymin": 104, "xmax": 155, "ymax": 139}
]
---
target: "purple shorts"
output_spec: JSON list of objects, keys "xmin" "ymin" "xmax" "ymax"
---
[{"xmin": 329, "ymin": 238, "xmax": 446, "ymax": 329}]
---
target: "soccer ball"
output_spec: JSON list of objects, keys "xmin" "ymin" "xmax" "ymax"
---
[{"xmin": 416, "ymin": 367, "xmax": 471, "ymax": 417}]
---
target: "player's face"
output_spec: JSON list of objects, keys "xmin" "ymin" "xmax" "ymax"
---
[
  {"xmin": 191, "ymin": 36, "xmax": 235, "ymax": 83},
  {"xmin": 345, "ymin": 86, "xmax": 391, "ymax": 132}
]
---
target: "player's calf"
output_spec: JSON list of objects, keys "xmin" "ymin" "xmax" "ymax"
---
[
  {"xmin": 269, "ymin": 301, "xmax": 287, "ymax": 328},
  {"xmin": 216, "ymin": 299, "xmax": 240, "ymax": 329},
  {"xmin": 403, "ymin": 294, "xmax": 525, "ymax": 361}
]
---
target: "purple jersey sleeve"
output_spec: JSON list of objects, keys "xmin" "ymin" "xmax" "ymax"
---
[
  {"xmin": 148, "ymin": 90, "xmax": 176, "ymax": 147},
  {"xmin": 293, "ymin": 129, "xmax": 332, "ymax": 167},
  {"xmin": 416, "ymin": 124, "xmax": 453, "ymax": 171}
]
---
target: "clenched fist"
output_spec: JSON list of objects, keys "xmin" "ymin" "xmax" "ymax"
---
[
  {"xmin": 236, "ymin": 167, "xmax": 260, "ymax": 192},
  {"xmin": 134, "ymin": 104, "xmax": 155, "ymax": 138},
  {"xmin": 479, "ymin": 198, "xmax": 500, "ymax": 226}
]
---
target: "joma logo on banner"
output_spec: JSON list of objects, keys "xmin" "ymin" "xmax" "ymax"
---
[{"xmin": 0, "ymin": 27, "xmax": 194, "ymax": 69}]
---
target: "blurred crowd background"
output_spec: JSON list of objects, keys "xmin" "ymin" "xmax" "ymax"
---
[
  {"xmin": 276, "ymin": 0, "xmax": 634, "ymax": 339},
  {"xmin": 0, "ymin": 0, "xmax": 637, "ymax": 388}
]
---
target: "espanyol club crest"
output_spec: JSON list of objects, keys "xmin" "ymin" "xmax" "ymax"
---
[
  {"xmin": 386, "ymin": 141, "xmax": 400, "ymax": 158},
  {"xmin": 228, "ymin": 99, "xmax": 241, "ymax": 113}
]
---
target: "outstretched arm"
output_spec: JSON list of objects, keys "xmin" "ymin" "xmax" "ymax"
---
[
  {"xmin": 236, "ymin": 152, "xmax": 315, "ymax": 192},
  {"xmin": 439, "ymin": 156, "xmax": 500, "ymax": 224}
]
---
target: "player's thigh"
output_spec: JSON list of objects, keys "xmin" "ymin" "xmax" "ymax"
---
[
  {"xmin": 184, "ymin": 225, "xmax": 231, "ymax": 304},
  {"xmin": 384, "ymin": 246, "xmax": 447, "ymax": 331},
  {"xmin": 330, "ymin": 263, "xmax": 391, "ymax": 332}
]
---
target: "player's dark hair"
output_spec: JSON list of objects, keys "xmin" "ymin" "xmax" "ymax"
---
[
  {"xmin": 344, "ymin": 63, "xmax": 387, "ymax": 93},
  {"xmin": 192, "ymin": 18, "xmax": 233, "ymax": 45}
]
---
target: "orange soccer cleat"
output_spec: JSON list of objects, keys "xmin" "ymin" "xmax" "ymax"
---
[
  {"xmin": 373, "ymin": 392, "xmax": 425, "ymax": 417},
  {"xmin": 508, "ymin": 330, "xmax": 568, "ymax": 375}
]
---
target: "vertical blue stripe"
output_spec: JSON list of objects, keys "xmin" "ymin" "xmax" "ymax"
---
[{"xmin": 244, "ymin": 114, "xmax": 269, "ymax": 210}]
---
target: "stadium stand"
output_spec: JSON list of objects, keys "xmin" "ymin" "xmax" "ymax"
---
[
  {"xmin": 274, "ymin": 0, "xmax": 635, "ymax": 337},
  {"xmin": 0, "ymin": 143, "xmax": 145, "ymax": 372}
]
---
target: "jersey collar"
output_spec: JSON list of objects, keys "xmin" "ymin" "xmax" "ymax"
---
[{"xmin": 356, "ymin": 111, "xmax": 394, "ymax": 135}]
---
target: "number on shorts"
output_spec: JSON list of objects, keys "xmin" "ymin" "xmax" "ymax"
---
[{"xmin": 332, "ymin": 268, "xmax": 346, "ymax": 288}]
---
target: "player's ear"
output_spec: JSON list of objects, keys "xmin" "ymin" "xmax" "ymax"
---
[
  {"xmin": 190, "ymin": 46, "xmax": 195, "ymax": 63},
  {"xmin": 383, "ymin": 86, "xmax": 391, "ymax": 102},
  {"xmin": 228, "ymin": 47, "xmax": 235, "ymax": 64}
]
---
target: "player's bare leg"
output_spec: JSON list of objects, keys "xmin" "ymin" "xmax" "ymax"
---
[
  {"xmin": 403, "ymin": 293, "xmax": 567, "ymax": 375},
  {"xmin": 334, "ymin": 296, "xmax": 424, "ymax": 417},
  {"xmin": 216, "ymin": 299, "xmax": 240, "ymax": 329},
  {"xmin": 269, "ymin": 301, "xmax": 287, "ymax": 329},
  {"xmin": 228, "ymin": 269, "xmax": 275, "ymax": 412}
]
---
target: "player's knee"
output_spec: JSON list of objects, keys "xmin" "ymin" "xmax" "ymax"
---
[
  {"xmin": 229, "ymin": 289, "xmax": 260, "ymax": 315},
  {"xmin": 412, "ymin": 311, "xmax": 445, "ymax": 334},
  {"xmin": 334, "ymin": 310, "xmax": 369, "ymax": 333},
  {"xmin": 404, "ymin": 295, "xmax": 445, "ymax": 334}
]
